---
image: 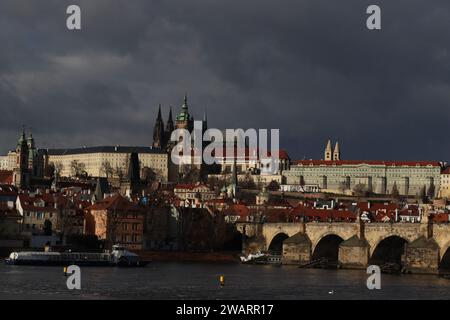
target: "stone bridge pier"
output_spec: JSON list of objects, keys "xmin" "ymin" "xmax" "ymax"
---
[{"xmin": 236, "ymin": 219, "xmax": 450, "ymax": 274}]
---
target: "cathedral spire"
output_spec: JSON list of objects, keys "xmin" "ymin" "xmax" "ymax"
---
[
  {"xmin": 157, "ymin": 104, "xmax": 162, "ymax": 120},
  {"xmin": 152, "ymin": 104, "xmax": 165, "ymax": 149},
  {"xmin": 17, "ymin": 126, "xmax": 27, "ymax": 148},
  {"xmin": 324, "ymin": 138, "xmax": 332, "ymax": 161},
  {"xmin": 168, "ymin": 106, "xmax": 173, "ymax": 122},
  {"xmin": 164, "ymin": 106, "xmax": 175, "ymax": 148},
  {"xmin": 333, "ymin": 141, "xmax": 340, "ymax": 161}
]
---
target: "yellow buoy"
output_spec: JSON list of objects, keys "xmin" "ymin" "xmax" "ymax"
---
[{"xmin": 219, "ymin": 275, "xmax": 225, "ymax": 286}]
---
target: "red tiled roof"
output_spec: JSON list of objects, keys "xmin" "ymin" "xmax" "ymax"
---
[
  {"xmin": 293, "ymin": 160, "xmax": 441, "ymax": 167},
  {"xmin": 259, "ymin": 208, "xmax": 293, "ymax": 223},
  {"xmin": 432, "ymin": 213, "xmax": 449, "ymax": 223},
  {"xmin": 86, "ymin": 194, "xmax": 143, "ymax": 212},
  {"xmin": 0, "ymin": 171, "xmax": 13, "ymax": 185},
  {"xmin": 290, "ymin": 204, "xmax": 356, "ymax": 222},
  {"xmin": 357, "ymin": 202, "xmax": 400, "ymax": 212},
  {"xmin": 442, "ymin": 167, "xmax": 450, "ymax": 174},
  {"xmin": 224, "ymin": 204, "xmax": 250, "ymax": 218},
  {"xmin": 210, "ymin": 147, "xmax": 290, "ymax": 161},
  {"xmin": 399, "ymin": 206, "xmax": 420, "ymax": 217}
]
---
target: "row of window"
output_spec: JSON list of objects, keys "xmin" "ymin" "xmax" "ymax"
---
[
  {"xmin": 25, "ymin": 211, "xmax": 54, "ymax": 220},
  {"xmin": 121, "ymin": 223, "xmax": 140, "ymax": 231},
  {"xmin": 119, "ymin": 234, "xmax": 141, "ymax": 243}
]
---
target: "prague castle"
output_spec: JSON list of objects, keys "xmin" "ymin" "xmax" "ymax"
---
[
  {"xmin": 284, "ymin": 139, "xmax": 443, "ymax": 197},
  {"xmin": 0, "ymin": 96, "xmax": 202, "ymax": 184},
  {"xmin": 44, "ymin": 95, "xmax": 203, "ymax": 182},
  {"xmin": 0, "ymin": 103, "xmax": 448, "ymax": 198}
]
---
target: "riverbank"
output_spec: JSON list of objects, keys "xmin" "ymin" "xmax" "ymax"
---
[{"xmin": 136, "ymin": 251, "xmax": 240, "ymax": 263}]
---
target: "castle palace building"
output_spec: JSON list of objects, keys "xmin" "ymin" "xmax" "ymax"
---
[
  {"xmin": 46, "ymin": 146, "xmax": 174, "ymax": 182},
  {"xmin": 284, "ymin": 140, "xmax": 443, "ymax": 197}
]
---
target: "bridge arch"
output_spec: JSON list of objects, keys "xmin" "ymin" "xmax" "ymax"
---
[
  {"xmin": 438, "ymin": 241, "xmax": 450, "ymax": 271},
  {"xmin": 312, "ymin": 233, "xmax": 345, "ymax": 264},
  {"xmin": 311, "ymin": 230, "xmax": 350, "ymax": 253},
  {"xmin": 267, "ymin": 232, "xmax": 289, "ymax": 254},
  {"xmin": 370, "ymin": 235, "xmax": 408, "ymax": 266}
]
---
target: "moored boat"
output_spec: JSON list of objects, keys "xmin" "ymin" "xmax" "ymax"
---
[
  {"xmin": 4, "ymin": 244, "xmax": 150, "ymax": 267},
  {"xmin": 240, "ymin": 252, "xmax": 282, "ymax": 265}
]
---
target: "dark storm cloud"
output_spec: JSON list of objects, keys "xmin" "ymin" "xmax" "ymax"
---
[{"xmin": 0, "ymin": 0, "xmax": 449, "ymax": 161}]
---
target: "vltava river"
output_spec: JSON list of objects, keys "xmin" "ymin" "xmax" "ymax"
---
[{"xmin": 0, "ymin": 262, "xmax": 449, "ymax": 299}]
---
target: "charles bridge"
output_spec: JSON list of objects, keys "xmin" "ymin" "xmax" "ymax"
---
[{"xmin": 236, "ymin": 214, "xmax": 450, "ymax": 274}]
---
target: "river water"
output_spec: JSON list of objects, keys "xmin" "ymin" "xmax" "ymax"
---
[{"xmin": 0, "ymin": 262, "xmax": 449, "ymax": 300}]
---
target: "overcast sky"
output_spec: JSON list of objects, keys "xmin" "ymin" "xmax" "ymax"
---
[{"xmin": 0, "ymin": 0, "xmax": 449, "ymax": 162}]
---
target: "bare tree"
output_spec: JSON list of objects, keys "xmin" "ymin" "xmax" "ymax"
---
[
  {"xmin": 54, "ymin": 162, "xmax": 64, "ymax": 177},
  {"xmin": 353, "ymin": 183, "xmax": 367, "ymax": 197},
  {"xmin": 70, "ymin": 160, "xmax": 86, "ymax": 177},
  {"xmin": 142, "ymin": 166, "xmax": 157, "ymax": 183},
  {"xmin": 100, "ymin": 160, "xmax": 114, "ymax": 178}
]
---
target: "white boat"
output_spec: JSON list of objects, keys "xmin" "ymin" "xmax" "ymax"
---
[
  {"xmin": 5, "ymin": 244, "xmax": 150, "ymax": 267},
  {"xmin": 240, "ymin": 251, "xmax": 267, "ymax": 263},
  {"xmin": 240, "ymin": 251, "xmax": 282, "ymax": 264}
]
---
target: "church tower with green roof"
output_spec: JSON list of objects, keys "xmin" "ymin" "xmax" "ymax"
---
[{"xmin": 176, "ymin": 95, "xmax": 194, "ymax": 132}]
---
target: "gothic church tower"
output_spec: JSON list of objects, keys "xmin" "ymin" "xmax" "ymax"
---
[
  {"xmin": 152, "ymin": 105, "xmax": 165, "ymax": 149},
  {"xmin": 13, "ymin": 128, "xmax": 30, "ymax": 189},
  {"xmin": 333, "ymin": 141, "xmax": 340, "ymax": 161},
  {"xmin": 324, "ymin": 139, "xmax": 332, "ymax": 161}
]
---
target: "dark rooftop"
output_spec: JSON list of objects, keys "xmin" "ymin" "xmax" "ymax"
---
[{"xmin": 44, "ymin": 146, "xmax": 166, "ymax": 156}]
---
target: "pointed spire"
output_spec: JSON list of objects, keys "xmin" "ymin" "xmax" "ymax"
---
[
  {"xmin": 93, "ymin": 178, "xmax": 104, "ymax": 202},
  {"xmin": 325, "ymin": 138, "xmax": 332, "ymax": 151},
  {"xmin": 127, "ymin": 152, "xmax": 140, "ymax": 182},
  {"xmin": 168, "ymin": 106, "xmax": 173, "ymax": 122},
  {"xmin": 334, "ymin": 141, "xmax": 340, "ymax": 152},
  {"xmin": 333, "ymin": 141, "xmax": 340, "ymax": 161},
  {"xmin": 181, "ymin": 94, "xmax": 189, "ymax": 111},
  {"xmin": 21, "ymin": 125, "xmax": 26, "ymax": 140},
  {"xmin": 152, "ymin": 105, "xmax": 165, "ymax": 148},
  {"xmin": 17, "ymin": 126, "xmax": 27, "ymax": 148},
  {"xmin": 157, "ymin": 104, "xmax": 162, "ymax": 120},
  {"xmin": 27, "ymin": 130, "xmax": 35, "ymax": 149},
  {"xmin": 164, "ymin": 106, "xmax": 175, "ymax": 148},
  {"xmin": 324, "ymin": 138, "xmax": 332, "ymax": 161}
]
